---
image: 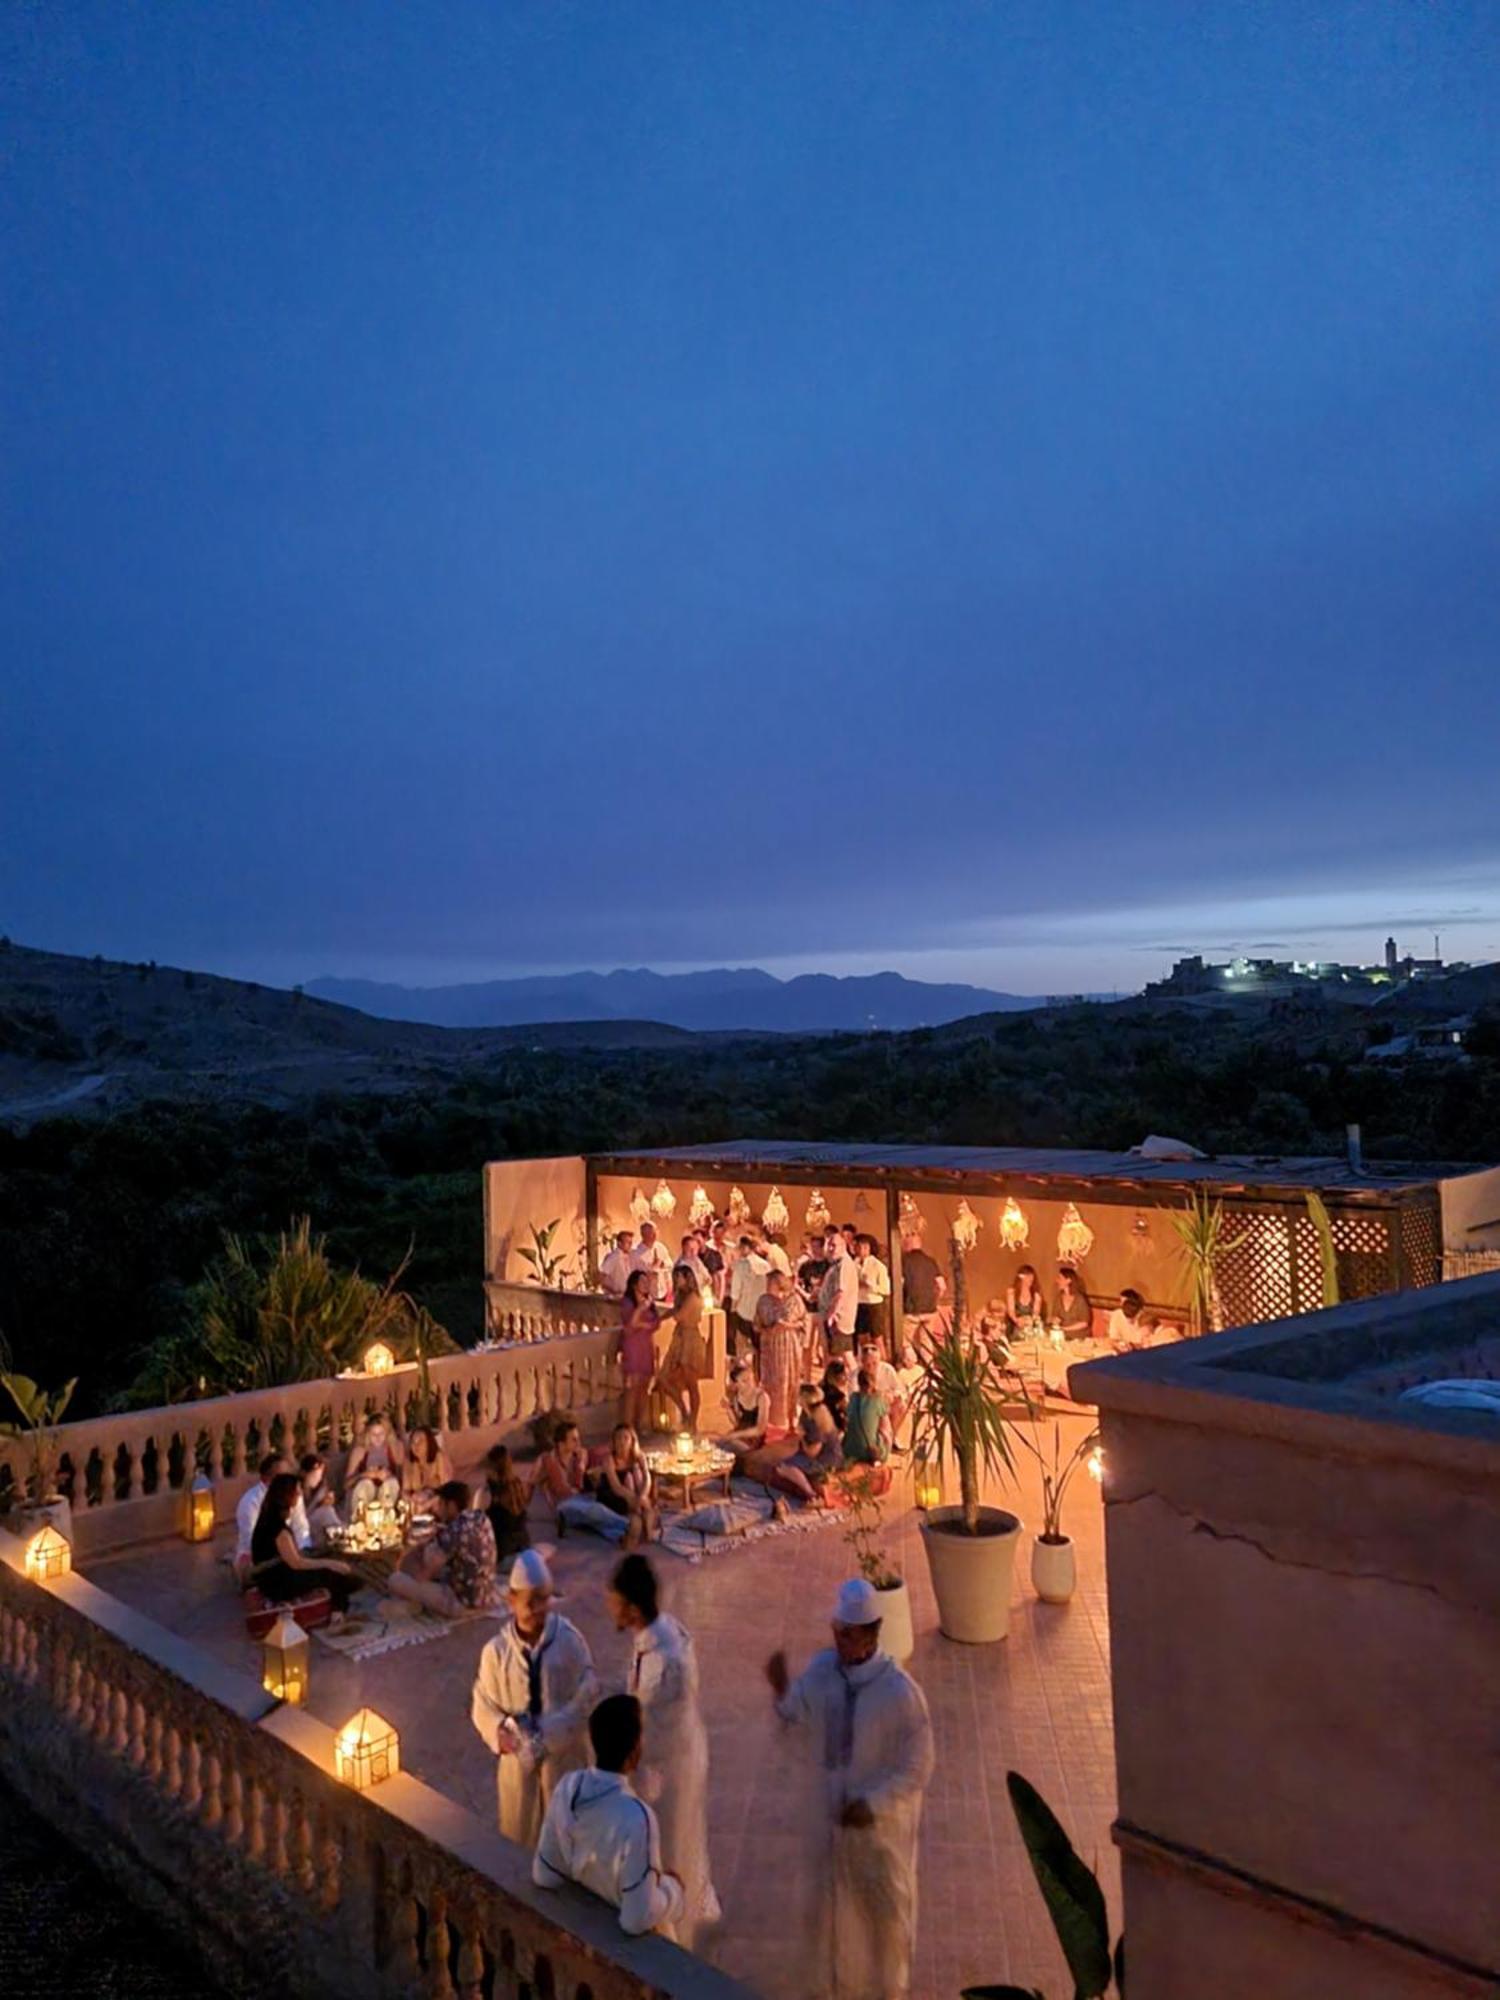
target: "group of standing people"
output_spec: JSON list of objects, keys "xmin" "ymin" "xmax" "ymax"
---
[{"xmin": 472, "ymin": 1544, "xmax": 935, "ymax": 2000}]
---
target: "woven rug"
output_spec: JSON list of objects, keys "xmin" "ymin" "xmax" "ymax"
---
[{"xmin": 311, "ymin": 1593, "xmax": 505, "ymax": 1662}]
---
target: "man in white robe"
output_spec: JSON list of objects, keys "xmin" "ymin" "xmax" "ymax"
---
[
  {"xmin": 766, "ymin": 1577, "xmax": 935, "ymax": 2000},
  {"xmin": 533, "ymin": 1693, "xmax": 684, "ymax": 1937},
  {"xmin": 471, "ymin": 1549, "xmax": 598, "ymax": 1846},
  {"xmin": 608, "ymin": 1553, "xmax": 721, "ymax": 1953}
]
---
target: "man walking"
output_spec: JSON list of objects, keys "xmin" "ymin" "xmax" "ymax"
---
[{"xmin": 765, "ymin": 1578, "xmax": 934, "ymax": 2000}]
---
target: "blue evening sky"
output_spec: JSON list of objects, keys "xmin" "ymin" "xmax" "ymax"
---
[{"xmin": 3, "ymin": 3, "xmax": 1497, "ymax": 995}]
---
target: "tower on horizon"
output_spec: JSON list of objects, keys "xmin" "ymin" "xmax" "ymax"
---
[{"xmin": 1385, "ymin": 935, "xmax": 1398, "ymax": 976}]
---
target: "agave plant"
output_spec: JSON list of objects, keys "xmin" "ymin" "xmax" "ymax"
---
[
  {"xmin": 1166, "ymin": 1190, "xmax": 1248, "ymax": 1335},
  {"xmin": 963, "ymin": 1771, "xmax": 1124, "ymax": 1998},
  {"xmin": 908, "ymin": 1321, "xmax": 1015, "ymax": 1534}
]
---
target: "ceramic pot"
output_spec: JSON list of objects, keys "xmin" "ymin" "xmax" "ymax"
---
[
  {"xmin": 876, "ymin": 1577, "xmax": 913, "ymax": 1661},
  {"xmin": 1031, "ymin": 1533, "xmax": 1076, "ymax": 1604},
  {"xmin": 919, "ymin": 1505, "xmax": 1022, "ymax": 1643}
]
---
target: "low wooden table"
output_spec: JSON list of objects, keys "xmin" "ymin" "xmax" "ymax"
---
[{"xmin": 646, "ymin": 1452, "xmax": 734, "ymax": 1513}]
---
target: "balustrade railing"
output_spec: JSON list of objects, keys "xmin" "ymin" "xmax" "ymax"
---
[
  {"xmin": 0, "ymin": 1533, "xmax": 752, "ymax": 1999},
  {"xmin": 483, "ymin": 1280, "xmax": 620, "ymax": 1344},
  {"xmin": 3, "ymin": 1330, "xmax": 627, "ymax": 1558}
]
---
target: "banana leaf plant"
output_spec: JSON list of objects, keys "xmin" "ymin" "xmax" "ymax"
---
[
  {"xmin": 963, "ymin": 1771, "xmax": 1124, "ymax": 1998},
  {"xmin": 517, "ymin": 1219, "xmax": 570, "ymax": 1289}
]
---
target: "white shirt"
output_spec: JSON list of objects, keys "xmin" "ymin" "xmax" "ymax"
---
[
  {"xmin": 599, "ymin": 1247, "xmax": 632, "ymax": 1298},
  {"xmin": 629, "ymin": 1238, "xmax": 674, "ymax": 1304},
  {"xmin": 729, "ymin": 1250, "xmax": 772, "ymax": 1319},
  {"xmin": 857, "ymin": 1255, "xmax": 892, "ymax": 1306},
  {"xmin": 534, "ymin": 1768, "xmax": 684, "ymax": 1937},
  {"xmin": 674, "ymin": 1251, "xmax": 713, "ymax": 1299},
  {"xmin": 764, "ymin": 1241, "xmax": 793, "ymax": 1278},
  {"xmin": 236, "ymin": 1480, "xmax": 310, "ymax": 1561}
]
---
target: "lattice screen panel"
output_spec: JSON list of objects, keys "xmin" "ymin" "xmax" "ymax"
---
[
  {"xmin": 1398, "ymin": 1203, "xmax": 1441, "ymax": 1288},
  {"xmin": 1332, "ymin": 1212, "xmax": 1391, "ymax": 1300},
  {"xmin": 1215, "ymin": 1211, "xmax": 1298, "ymax": 1328}
]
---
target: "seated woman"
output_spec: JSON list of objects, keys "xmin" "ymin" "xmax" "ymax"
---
[
  {"xmin": 298, "ymin": 1452, "xmax": 343, "ymax": 1538},
  {"xmin": 594, "ymin": 1423, "xmax": 659, "ymax": 1551},
  {"xmin": 1005, "ymin": 1265, "xmax": 1047, "ymax": 1339},
  {"xmin": 484, "ymin": 1445, "xmax": 533, "ymax": 1563},
  {"xmin": 251, "ymin": 1472, "xmax": 359, "ymax": 1623},
  {"xmin": 819, "ymin": 1358, "xmax": 850, "ymax": 1434},
  {"xmin": 1054, "ymin": 1266, "xmax": 1094, "ymax": 1341},
  {"xmin": 718, "ymin": 1359, "xmax": 771, "ymax": 1458},
  {"xmin": 401, "ymin": 1426, "xmax": 453, "ymax": 1513},
  {"xmin": 842, "ymin": 1366, "xmax": 890, "ymax": 1467},
  {"xmin": 773, "ymin": 1384, "xmax": 844, "ymax": 1505},
  {"xmin": 343, "ymin": 1416, "xmax": 404, "ymax": 1517},
  {"xmin": 657, "ymin": 1265, "xmax": 709, "ymax": 1433},
  {"xmin": 533, "ymin": 1418, "xmax": 589, "ymax": 1514}
]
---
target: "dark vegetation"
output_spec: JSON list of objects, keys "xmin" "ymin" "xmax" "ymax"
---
[{"xmin": 4, "ymin": 993, "xmax": 1499, "ymax": 1415}]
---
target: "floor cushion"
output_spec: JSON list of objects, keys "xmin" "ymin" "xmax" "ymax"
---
[{"xmin": 243, "ymin": 1586, "xmax": 332, "ymax": 1639}]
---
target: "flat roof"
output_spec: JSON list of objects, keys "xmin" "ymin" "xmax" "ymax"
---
[{"xmin": 588, "ymin": 1138, "xmax": 1498, "ymax": 1199}]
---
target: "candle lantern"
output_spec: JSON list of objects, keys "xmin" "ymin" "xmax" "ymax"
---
[
  {"xmin": 363, "ymin": 1341, "xmax": 395, "ymax": 1377},
  {"xmin": 629, "ymin": 1185, "xmax": 651, "ymax": 1227},
  {"xmin": 999, "ymin": 1196, "xmax": 1030, "ymax": 1250},
  {"xmin": 650, "ymin": 1179, "xmax": 677, "ymax": 1220},
  {"xmin": 262, "ymin": 1611, "xmax": 310, "ymax": 1706},
  {"xmin": 913, "ymin": 1461, "xmax": 942, "ymax": 1512},
  {"xmin": 180, "ymin": 1471, "xmax": 216, "ymax": 1543},
  {"xmin": 762, "ymin": 1186, "xmax": 790, "ymax": 1235},
  {"xmin": 726, "ymin": 1186, "xmax": 749, "ymax": 1225},
  {"xmin": 805, "ymin": 1189, "xmax": 832, "ymax": 1232},
  {"xmin": 688, "ymin": 1185, "xmax": 714, "ymax": 1229},
  {"xmin": 24, "ymin": 1524, "xmax": 72, "ymax": 1582},
  {"xmin": 1057, "ymin": 1202, "xmax": 1095, "ymax": 1263},
  {"xmin": 335, "ymin": 1707, "xmax": 400, "ymax": 1790},
  {"xmin": 674, "ymin": 1431, "xmax": 695, "ymax": 1464},
  {"xmin": 951, "ymin": 1200, "xmax": 980, "ymax": 1253}
]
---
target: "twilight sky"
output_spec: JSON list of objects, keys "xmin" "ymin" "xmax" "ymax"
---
[{"xmin": 4, "ymin": 3, "xmax": 1498, "ymax": 997}]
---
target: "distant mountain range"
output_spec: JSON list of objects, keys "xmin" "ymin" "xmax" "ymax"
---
[{"xmin": 308, "ymin": 966, "xmax": 1044, "ymax": 1033}]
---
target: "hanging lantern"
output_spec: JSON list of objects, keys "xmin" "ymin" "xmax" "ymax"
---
[
  {"xmin": 913, "ymin": 1459, "xmax": 942, "ymax": 1511},
  {"xmin": 180, "ymin": 1471, "xmax": 216, "ymax": 1543},
  {"xmin": 999, "ymin": 1196, "xmax": 1030, "ymax": 1250},
  {"xmin": 262, "ymin": 1611, "xmax": 310, "ymax": 1706},
  {"xmin": 951, "ymin": 1200, "xmax": 980, "ymax": 1253},
  {"xmin": 853, "ymin": 1191, "xmax": 872, "ymax": 1216},
  {"xmin": 24, "ymin": 1524, "xmax": 72, "ymax": 1582},
  {"xmin": 805, "ymin": 1189, "xmax": 832, "ymax": 1232},
  {"xmin": 688, "ymin": 1185, "xmax": 714, "ymax": 1229},
  {"xmin": 651, "ymin": 1179, "xmax": 677, "ymax": 1220},
  {"xmin": 726, "ymin": 1186, "xmax": 749, "ymax": 1225},
  {"xmin": 334, "ymin": 1708, "xmax": 400, "ymax": 1790},
  {"xmin": 674, "ymin": 1430, "xmax": 695, "ymax": 1464},
  {"xmin": 1129, "ymin": 1210, "xmax": 1152, "ymax": 1259},
  {"xmin": 898, "ymin": 1191, "xmax": 925, "ymax": 1235},
  {"xmin": 1057, "ymin": 1203, "xmax": 1095, "ymax": 1263},
  {"xmin": 762, "ymin": 1186, "xmax": 790, "ymax": 1235},
  {"xmin": 363, "ymin": 1341, "xmax": 395, "ymax": 1377},
  {"xmin": 629, "ymin": 1186, "xmax": 651, "ymax": 1227}
]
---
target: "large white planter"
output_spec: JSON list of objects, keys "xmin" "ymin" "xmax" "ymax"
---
[
  {"xmin": 1031, "ymin": 1533, "xmax": 1076, "ymax": 1604},
  {"xmin": 876, "ymin": 1577, "xmax": 913, "ymax": 1662},
  {"xmin": 919, "ymin": 1505, "xmax": 1022, "ymax": 1643}
]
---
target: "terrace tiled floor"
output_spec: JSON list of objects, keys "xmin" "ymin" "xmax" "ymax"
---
[{"xmin": 86, "ymin": 1416, "xmax": 1116, "ymax": 2000}]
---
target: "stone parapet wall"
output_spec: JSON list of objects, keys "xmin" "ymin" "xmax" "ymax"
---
[{"xmin": 0, "ymin": 1527, "xmax": 755, "ymax": 2000}]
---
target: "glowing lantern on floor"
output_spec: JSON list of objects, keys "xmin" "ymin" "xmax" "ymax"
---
[
  {"xmin": 651, "ymin": 1179, "xmax": 677, "ymax": 1220},
  {"xmin": 951, "ymin": 1200, "xmax": 980, "ymax": 1254},
  {"xmin": 262, "ymin": 1611, "xmax": 310, "ymax": 1706},
  {"xmin": 629, "ymin": 1186, "xmax": 651, "ymax": 1227},
  {"xmin": 688, "ymin": 1185, "xmax": 714, "ymax": 1229},
  {"xmin": 363, "ymin": 1341, "xmax": 395, "ymax": 1377},
  {"xmin": 674, "ymin": 1431, "xmax": 695, "ymax": 1464},
  {"xmin": 24, "ymin": 1524, "xmax": 71, "ymax": 1581},
  {"xmin": 726, "ymin": 1186, "xmax": 749, "ymax": 1225},
  {"xmin": 999, "ymin": 1196, "xmax": 1030, "ymax": 1250},
  {"xmin": 762, "ymin": 1186, "xmax": 789, "ymax": 1235},
  {"xmin": 913, "ymin": 1462, "xmax": 942, "ymax": 1511},
  {"xmin": 1057, "ymin": 1203, "xmax": 1094, "ymax": 1263},
  {"xmin": 180, "ymin": 1472, "xmax": 216, "ymax": 1543},
  {"xmin": 335, "ymin": 1707, "xmax": 400, "ymax": 1790},
  {"xmin": 805, "ymin": 1189, "xmax": 832, "ymax": 1232}
]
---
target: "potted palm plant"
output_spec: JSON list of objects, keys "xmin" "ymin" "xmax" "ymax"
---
[
  {"xmin": 835, "ymin": 1465, "xmax": 913, "ymax": 1660},
  {"xmin": 910, "ymin": 1319, "xmax": 1020, "ymax": 1642},
  {"xmin": 1, "ymin": 1359, "xmax": 77, "ymax": 1539},
  {"xmin": 1008, "ymin": 1377, "xmax": 1100, "ymax": 1605},
  {"xmin": 1167, "ymin": 1190, "xmax": 1248, "ymax": 1335}
]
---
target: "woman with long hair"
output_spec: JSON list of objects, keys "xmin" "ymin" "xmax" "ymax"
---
[
  {"xmin": 618, "ymin": 1268, "xmax": 661, "ymax": 1435},
  {"xmin": 251, "ymin": 1472, "xmax": 359, "ymax": 1622},
  {"xmin": 608, "ymin": 1554, "xmax": 721, "ymax": 1954},
  {"xmin": 596, "ymin": 1422, "xmax": 658, "ymax": 1550},
  {"xmin": 658, "ymin": 1264, "xmax": 709, "ymax": 1432},
  {"xmin": 401, "ymin": 1425, "xmax": 453, "ymax": 1512},
  {"xmin": 298, "ymin": 1452, "xmax": 342, "ymax": 1537},
  {"xmin": 719, "ymin": 1358, "xmax": 770, "ymax": 1458},
  {"xmin": 1006, "ymin": 1263, "xmax": 1047, "ymax": 1338},
  {"xmin": 773, "ymin": 1383, "xmax": 843, "ymax": 1506},
  {"xmin": 483, "ymin": 1443, "xmax": 533, "ymax": 1563}
]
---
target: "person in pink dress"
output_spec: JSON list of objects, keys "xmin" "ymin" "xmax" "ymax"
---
[
  {"xmin": 755, "ymin": 1269, "xmax": 807, "ymax": 1433},
  {"xmin": 618, "ymin": 1269, "xmax": 661, "ymax": 1436}
]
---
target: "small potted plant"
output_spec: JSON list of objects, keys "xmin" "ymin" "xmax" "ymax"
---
[
  {"xmin": 1008, "ymin": 1376, "xmax": 1100, "ymax": 1605},
  {"xmin": 835, "ymin": 1465, "xmax": 913, "ymax": 1661},
  {"xmin": 1, "ymin": 1358, "xmax": 78, "ymax": 1540},
  {"xmin": 909, "ymin": 1318, "xmax": 1021, "ymax": 1643}
]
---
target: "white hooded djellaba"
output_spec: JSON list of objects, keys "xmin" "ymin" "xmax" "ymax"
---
[
  {"xmin": 630, "ymin": 1608, "xmax": 722, "ymax": 1953},
  {"xmin": 470, "ymin": 1550, "xmax": 598, "ymax": 1846},
  {"xmin": 775, "ymin": 1580, "xmax": 935, "ymax": 2000}
]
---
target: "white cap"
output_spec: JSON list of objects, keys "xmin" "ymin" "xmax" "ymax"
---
[
  {"xmin": 832, "ymin": 1577, "xmax": 883, "ymax": 1627},
  {"xmin": 509, "ymin": 1549, "xmax": 553, "ymax": 1592}
]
